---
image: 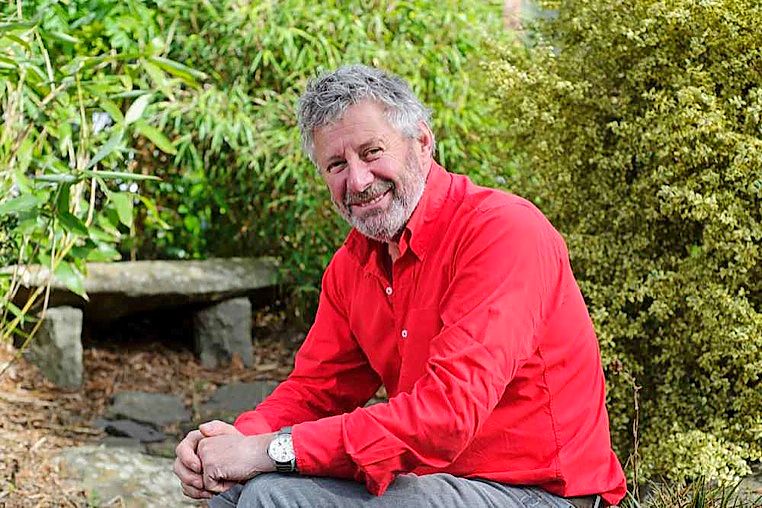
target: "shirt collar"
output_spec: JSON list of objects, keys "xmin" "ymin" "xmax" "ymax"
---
[{"xmin": 344, "ymin": 161, "xmax": 452, "ymax": 267}]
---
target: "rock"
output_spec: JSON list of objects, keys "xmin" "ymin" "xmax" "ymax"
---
[
  {"xmin": 56, "ymin": 445, "xmax": 200, "ymax": 507},
  {"xmin": 194, "ymin": 298, "xmax": 253, "ymax": 369},
  {"xmin": 145, "ymin": 438, "xmax": 180, "ymax": 459},
  {"xmin": 6, "ymin": 258, "xmax": 278, "ymax": 387},
  {"xmin": 24, "ymin": 306, "xmax": 83, "ymax": 389},
  {"xmin": 99, "ymin": 436, "xmax": 145, "ymax": 451},
  {"xmin": 93, "ymin": 418, "xmax": 166, "ymax": 443},
  {"xmin": 106, "ymin": 392, "xmax": 190, "ymax": 428},
  {"xmin": 9, "ymin": 257, "xmax": 278, "ymax": 322},
  {"xmin": 740, "ymin": 463, "xmax": 762, "ymax": 501},
  {"xmin": 199, "ymin": 381, "xmax": 278, "ymax": 421}
]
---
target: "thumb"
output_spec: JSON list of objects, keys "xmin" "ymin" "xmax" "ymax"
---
[{"xmin": 199, "ymin": 420, "xmax": 239, "ymax": 437}]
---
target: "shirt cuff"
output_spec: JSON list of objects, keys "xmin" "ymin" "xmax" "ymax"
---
[
  {"xmin": 233, "ymin": 411, "xmax": 273, "ymax": 435},
  {"xmin": 292, "ymin": 415, "xmax": 359, "ymax": 479}
]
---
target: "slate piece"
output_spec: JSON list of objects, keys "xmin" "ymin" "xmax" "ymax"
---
[
  {"xmin": 93, "ymin": 418, "xmax": 166, "ymax": 443},
  {"xmin": 106, "ymin": 391, "xmax": 190, "ymax": 428},
  {"xmin": 199, "ymin": 381, "xmax": 278, "ymax": 421}
]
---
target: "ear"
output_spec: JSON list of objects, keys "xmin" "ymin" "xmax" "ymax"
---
[{"xmin": 415, "ymin": 121, "xmax": 434, "ymax": 165}]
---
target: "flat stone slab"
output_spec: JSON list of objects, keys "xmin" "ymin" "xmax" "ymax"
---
[
  {"xmin": 56, "ymin": 445, "xmax": 200, "ymax": 507},
  {"xmin": 8, "ymin": 257, "xmax": 278, "ymax": 321},
  {"xmin": 106, "ymin": 392, "xmax": 190, "ymax": 428},
  {"xmin": 200, "ymin": 381, "xmax": 278, "ymax": 422}
]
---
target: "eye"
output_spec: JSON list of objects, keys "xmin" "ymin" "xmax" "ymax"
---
[
  {"xmin": 364, "ymin": 147, "xmax": 382, "ymax": 159},
  {"xmin": 325, "ymin": 160, "xmax": 346, "ymax": 173}
]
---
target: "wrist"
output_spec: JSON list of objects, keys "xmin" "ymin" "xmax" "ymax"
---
[{"xmin": 245, "ymin": 433, "xmax": 277, "ymax": 473}]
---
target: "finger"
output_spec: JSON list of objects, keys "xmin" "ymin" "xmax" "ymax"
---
[
  {"xmin": 173, "ymin": 457, "xmax": 205, "ymax": 490},
  {"xmin": 180, "ymin": 481, "xmax": 213, "ymax": 499},
  {"xmin": 199, "ymin": 419, "xmax": 239, "ymax": 437},
  {"xmin": 217, "ymin": 479, "xmax": 240, "ymax": 492},
  {"xmin": 175, "ymin": 430, "xmax": 203, "ymax": 473},
  {"xmin": 203, "ymin": 471, "xmax": 227, "ymax": 494}
]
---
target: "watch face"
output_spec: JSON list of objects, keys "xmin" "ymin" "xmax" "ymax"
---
[{"xmin": 268, "ymin": 434, "xmax": 295, "ymax": 462}]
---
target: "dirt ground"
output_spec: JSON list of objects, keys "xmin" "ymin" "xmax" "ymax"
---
[{"xmin": 0, "ymin": 309, "xmax": 300, "ymax": 507}]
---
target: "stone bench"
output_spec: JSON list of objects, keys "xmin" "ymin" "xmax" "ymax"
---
[{"xmin": 9, "ymin": 257, "xmax": 278, "ymax": 389}]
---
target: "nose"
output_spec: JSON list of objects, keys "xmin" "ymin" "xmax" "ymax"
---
[{"xmin": 346, "ymin": 157, "xmax": 374, "ymax": 193}]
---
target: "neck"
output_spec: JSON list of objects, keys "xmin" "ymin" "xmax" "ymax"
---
[{"xmin": 387, "ymin": 241, "xmax": 401, "ymax": 263}]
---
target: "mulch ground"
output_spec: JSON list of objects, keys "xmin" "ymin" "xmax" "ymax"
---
[{"xmin": 0, "ymin": 308, "xmax": 301, "ymax": 507}]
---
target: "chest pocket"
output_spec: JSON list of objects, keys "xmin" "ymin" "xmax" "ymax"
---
[{"xmin": 397, "ymin": 306, "xmax": 443, "ymax": 393}]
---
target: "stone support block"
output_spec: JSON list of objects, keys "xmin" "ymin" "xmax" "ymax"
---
[
  {"xmin": 193, "ymin": 297, "xmax": 253, "ymax": 369},
  {"xmin": 26, "ymin": 306, "xmax": 83, "ymax": 389}
]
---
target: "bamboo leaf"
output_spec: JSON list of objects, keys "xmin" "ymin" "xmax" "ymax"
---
[
  {"xmin": 134, "ymin": 121, "xmax": 177, "ymax": 154},
  {"xmin": 124, "ymin": 94, "xmax": 151, "ymax": 125},
  {"xmin": 141, "ymin": 59, "xmax": 173, "ymax": 97},
  {"xmin": 99, "ymin": 99, "xmax": 124, "ymax": 124},
  {"xmin": 55, "ymin": 183, "xmax": 71, "ymax": 213},
  {"xmin": 82, "ymin": 170, "xmax": 159, "ymax": 181},
  {"xmin": 46, "ymin": 31, "xmax": 79, "ymax": 44},
  {"xmin": 82, "ymin": 169, "xmax": 161, "ymax": 181},
  {"xmin": 54, "ymin": 261, "xmax": 88, "ymax": 299},
  {"xmin": 86, "ymin": 129, "xmax": 123, "ymax": 169},
  {"xmin": 57, "ymin": 211, "xmax": 89, "ymax": 236},
  {"xmin": 0, "ymin": 195, "xmax": 41, "ymax": 216},
  {"xmin": 0, "ymin": 21, "xmax": 37, "ymax": 32},
  {"xmin": 33, "ymin": 174, "xmax": 80, "ymax": 183},
  {"xmin": 149, "ymin": 56, "xmax": 207, "ymax": 82},
  {"xmin": 110, "ymin": 192, "xmax": 133, "ymax": 228}
]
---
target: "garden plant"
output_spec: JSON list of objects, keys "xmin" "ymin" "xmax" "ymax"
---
[
  {"xmin": 487, "ymin": 0, "xmax": 761, "ymax": 489},
  {"xmin": 0, "ymin": 0, "xmax": 194, "ymax": 347}
]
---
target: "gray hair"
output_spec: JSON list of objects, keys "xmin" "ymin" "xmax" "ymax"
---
[{"xmin": 297, "ymin": 64, "xmax": 434, "ymax": 164}]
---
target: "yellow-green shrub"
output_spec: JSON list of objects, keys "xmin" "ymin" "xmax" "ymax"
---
[{"xmin": 486, "ymin": 0, "xmax": 761, "ymax": 484}]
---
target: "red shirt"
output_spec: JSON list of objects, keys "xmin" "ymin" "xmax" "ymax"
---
[{"xmin": 235, "ymin": 162, "xmax": 627, "ymax": 505}]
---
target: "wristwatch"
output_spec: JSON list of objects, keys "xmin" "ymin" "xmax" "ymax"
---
[{"xmin": 267, "ymin": 427, "xmax": 297, "ymax": 473}]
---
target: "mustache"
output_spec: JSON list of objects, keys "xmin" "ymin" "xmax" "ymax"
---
[{"xmin": 345, "ymin": 180, "xmax": 394, "ymax": 206}]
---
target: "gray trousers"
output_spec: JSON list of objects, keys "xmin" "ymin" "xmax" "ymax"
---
[{"xmin": 208, "ymin": 473, "xmax": 587, "ymax": 508}]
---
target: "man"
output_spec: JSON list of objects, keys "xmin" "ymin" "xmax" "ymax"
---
[{"xmin": 174, "ymin": 65, "xmax": 627, "ymax": 507}]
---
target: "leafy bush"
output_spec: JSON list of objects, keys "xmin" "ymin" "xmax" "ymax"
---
[
  {"xmin": 131, "ymin": 0, "xmax": 512, "ymax": 319},
  {"xmin": 620, "ymin": 478, "xmax": 762, "ymax": 508},
  {"xmin": 0, "ymin": 0, "xmax": 197, "ymax": 344},
  {"xmin": 486, "ymin": 0, "xmax": 761, "ymax": 484}
]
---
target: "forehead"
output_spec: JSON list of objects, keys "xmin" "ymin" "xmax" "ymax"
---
[{"xmin": 312, "ymin": 101, "xmax": 399, "ymax": 156}]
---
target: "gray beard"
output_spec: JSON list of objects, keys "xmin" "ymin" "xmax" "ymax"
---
[{"xmin": 332, "ymin": 153, "xmax": 426, "ymax": 242}]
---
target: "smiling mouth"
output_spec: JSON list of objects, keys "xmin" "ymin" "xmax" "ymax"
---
[{"xmin": 347, "ymin": 188, "xmax": 392, "ymax": 208}]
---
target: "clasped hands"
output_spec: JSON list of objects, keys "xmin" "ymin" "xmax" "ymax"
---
[{"xmin": 173, "ymin": 420, "xmax": 276, "ymax": 499}]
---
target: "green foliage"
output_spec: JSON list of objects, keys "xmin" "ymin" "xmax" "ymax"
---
[
  {"xmin": 486, "ymin": 0, "xmax": 761, "ymax": 485},
  {"xmin": 0, "ymin": 0, "xmax": 197, "ymax": 345},
  {"xmin": 129, "ymin": 0, "xmax": 512, "ymax": 319},
  {"xmin": 620, "ymin": 478, "xmax": 762, "ymax": 508}
]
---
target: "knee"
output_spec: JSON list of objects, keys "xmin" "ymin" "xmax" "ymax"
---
[{"xmin": 236, "ymin": 474, "xmax": 295, "ymax": 508}]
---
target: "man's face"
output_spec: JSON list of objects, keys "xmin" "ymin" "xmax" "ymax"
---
[{"xmin": 312, "ymin": 101, "xmax": 430, "ymax": 242}]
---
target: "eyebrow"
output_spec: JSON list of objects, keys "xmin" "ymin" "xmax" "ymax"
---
[{"xmin": 358, "ymin": 137, "xmax": 385, "ymax": 151}]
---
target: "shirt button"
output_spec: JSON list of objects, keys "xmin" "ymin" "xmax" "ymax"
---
[
  {"xmin": 401, "ymin": 329, "xmax": 408, "ymax": 339},
  {"xmin": 385, "ymin": 287, "xmax": 393, "ymax": 296}
]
